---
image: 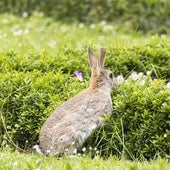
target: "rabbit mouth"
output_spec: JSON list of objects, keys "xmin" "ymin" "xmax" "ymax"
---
[{"xmin": 112, "ymin": 79, "xmax": 118, "ymax": 89}]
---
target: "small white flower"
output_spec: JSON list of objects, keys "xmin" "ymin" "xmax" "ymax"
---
[
  {"xmin": 82, "ymin": 147, "xmax": 86, "ymax": 152},
  {"xmin": 89, "ymin": 146, "xmax": 92, "ymax": 150},
  {"xmin": 96, "ymin": 150, "xmax": 99, "ymax": 154},
  {"xmin": 100, "ymin": 20, "xmax": 106, "ymax": 26},
  {"xmin": 90, "ymin": 24, "xmax": 96, "ymax": 29},
  {"xmin": 24, "ymin": 29, "xmax": 30, "ymax": 34},
  {"xmin": 79, "ymin": 23, "xmax": 84, "ymax": 28},
  {"xmin": 47, "ymin": 40, "xmax": 56, "ymax": 48},
  {"xmin": 46, "ymin": 149, "xmax": 51, "ymax": 154},
  {"xmin": 94, "ymin": 147, "xmax": 97, "ymax": 151},
  {"xmin": 39, "ymin": 12, "xmax": 44, "ymax": 17},
  {"xmin": 164, "ymin": 134, "xmax": 167, "ymax": 138},
  {"xmin": 73, "ymin": 148, "xmax": 77, "ymax": 154},
  {"xmin": 146, "ymin": 71, "xmax": 151, "ymax": 75},
  {"xmin": 130, "ymin": 71, "xmax": 139, "ymax": 81},
  {"xmin": 116, "ymin": 75, "xmax": 125, "ymax": 85},
  {"xmin": 13, "ymin": 162, "xmax": 18, "ymax": 166},
  {"xmin": 77, "ymin": 153, "xmax": 81, "ymax": 157},
  {"xmin": 140, "ymin": 79, "xmax": 146, "ymax": 85},
  {"xmin": 138, "ymin": 72, "xmax": 144, "ymax": 77},
  {"xmin": 161, "ymin": 34, "xmax": 166, "ymax": 39},
  {"xmin": 0, "ymin": 33, "xmax": 7, "ymax": 39},
  {"xmin": 71, "ymin": 141, "xmax": 75, "ymax": 145},
  {"xmin": 103, "ymin": 25, "xmax": 113, "ymax": 31},
  {"xmin": 22, "ymin": 12, "xmax": 28, "ymax": 18},
  {"xmin": 13, "ymin": 29, "xmax": 23, "ymax": 36},
  {"xmin": 166, "ymin": 82, "xmax": 170, "ymax": 88},
  {"xmin": 2, "ymin": 19, "xmax": 8, "ymax": 24},
  {"xmin": 60, "ymin": 25, "xmax": 67, "ymax": 32}
]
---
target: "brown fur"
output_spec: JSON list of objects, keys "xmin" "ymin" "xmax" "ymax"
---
[{"xmin": 39, "ymin": 47, "xmax": 117, "ymax": 155}]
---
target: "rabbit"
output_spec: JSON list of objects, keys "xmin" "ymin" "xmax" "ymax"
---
[{"xmin": 39, "ymin": 47, "xmax": 117, "ymax": 156}]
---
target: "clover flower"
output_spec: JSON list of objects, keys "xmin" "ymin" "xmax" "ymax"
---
[{"xmin": 74, "ymin": 71, "xmax": 83, "ymax": 81}]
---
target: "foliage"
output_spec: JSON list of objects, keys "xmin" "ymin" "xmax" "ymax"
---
[
  {"xmin": 0, "ymin": 13, "xmax": 170, "ymax": 159},
  {"xmin": 0, "ymin": 0, "xmax": 170, "ymax": 33},
  {"xmin": 85, "ymin": 73, "xmax": 170, "ymax": 159},
  {"xmin": 0, "ymin": 48, "xmax": 170, "ymax": 159}
]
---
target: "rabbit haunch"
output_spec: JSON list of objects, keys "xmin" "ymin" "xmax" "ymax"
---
[{"xmin": 39, "ymin": 47, "xmax": 117, "ymax": 156}]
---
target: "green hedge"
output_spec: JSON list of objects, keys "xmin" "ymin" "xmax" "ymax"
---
[
  {"xmin": 85, "ymin": 74, "xmax": 170, "ymax": 159},
  {"xmin": 0, "ymin": 44, "xmax": 170, "ymax": 159},
  {"xmin": 0, "ymin": 0, "xmax": 170, "ymax": 33}
]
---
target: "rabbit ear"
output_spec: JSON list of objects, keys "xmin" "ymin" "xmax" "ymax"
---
[
  {"xmin": 99, "ymin": 48, "xmax": 106, "ymax": 69},
  {"xmin": 88, "ymin": 47, "xmax": 100, "ymax": 73}
]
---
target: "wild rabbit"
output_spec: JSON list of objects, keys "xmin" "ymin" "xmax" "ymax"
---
[{"xmin": 39, "ymin": 47, "xmax": 117, "ymax": 156}]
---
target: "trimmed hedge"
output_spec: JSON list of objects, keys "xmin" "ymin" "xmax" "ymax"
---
[
  {"xmin": 85, "ymin": 74, "xmax": 170, "ymax": 159},
  {"xmin": 0, "ymin": 43, "xmax": 170, "ymax": 159},
  {"xmin": 0, "ymin": 0, "xmax": 170, "ymax": 33}
]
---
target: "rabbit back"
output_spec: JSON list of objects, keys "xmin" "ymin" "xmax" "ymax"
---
[{"xmin": 39, "ymin": 88, "xmax": 112, "ymax": 155}]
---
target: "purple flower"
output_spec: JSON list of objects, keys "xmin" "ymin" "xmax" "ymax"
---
[{"xmin": 74, "ymin": 71, "xmax": 83, "ymax": 81}]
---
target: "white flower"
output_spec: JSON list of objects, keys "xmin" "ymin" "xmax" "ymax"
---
[
  {"xmin": 116, "ymin": 75, "xmax": 125, "ymax": 85},
  {"xmin": 96, "ymin": 150, "xmax": 99, "ymax": 154},
  {"xmin": 164, "ymin": 134, "xmax": 167, "ymax": 138},
  {"xmin": 103, "ymin": 25, "xmax": 113, "ymax": 31},
  {"xmin": 89, "ymin": 146, "xmax": 92, "ymax": 150},
  {"xmin": 90, "ymin": 24, "xmax": 96, "ymax": 29},
  {"xmin": 166, "ymin": 82, "xmax": 170, "ymax": 88},
  {"xmin": 22, "ymin": 12, "xmax": 28, "ymax": 18},
  {"xmin": 77, "ymin": 153, "xmax": 81, "ymax": 157},
  {"xmin": 0, "ymin": 33, "xmax": 7, "ymax": 39},
  {"xmin": 79, "ymin": 23, "xmax": 84, "ymax": 28},
  {"xmin": 47, "ymin": 40, "xmax": 56, "ymax": 48},
  {"xmin": 138, "ymin": 72, "xmax": 144, "ymax": 78},
  {"xmin": 13, "ymin": 162, "xmax": 18, "ymax": 166},
  {"xmin": 94, "ymin": 147, "xmax": 97, "ymax": 151},
  {"xmin": 39, "ymin": 12, "xmax": 44, "ymax": 17},
  {"xmin": 130, "ymin": 71, "xmax": 139, "ymax": 81},
  {"xmin": 71, "ymin": 141, "xmax": 75, "ymax": 145},
  {"xmin": 82, "ymin": 147, "xmax": 86, "ymax": 152},
  {"xmin": 73, "ymin": 148, "xmax": 77, "ymax": 154},
  {"xmin": 146, "ymin": 71, "xmax": 151, "ymax": 75},
  {"xmin": 13, "ymin": 29, "xmax": 23, "ymax": 36},
  {"xmin": 46, "ymin": 149, "xmax": 51, "ymax": 154},
  {"xmin": 24, "ymin": 29, "xmax": 30, "ymax": 34},
  {"xmin": 2, "ymin": 19, "xmax": 8, "ymax": 24},
  {"xmin": 100, "ymin": 20, "xmax": 106, "ymax": 26}
]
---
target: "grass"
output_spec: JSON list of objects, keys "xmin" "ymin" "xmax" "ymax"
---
[
  {"xmin": 0, "ymin": 12, "xmax": 170, "ymax": 168},
  {"xmin": 1, "ymin": 12, "xmax": 166, "ymax": 55},
  {"xmin": 0, "ymin": 149, "xmax": 170, "ymax": 170}
]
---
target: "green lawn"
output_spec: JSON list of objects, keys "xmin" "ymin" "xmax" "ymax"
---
[
  {"xmin": 0, "ymin": 149, "xmax": 170, "ymax": 170},
  {"xmin": 0, "ymin": 12, "xmax": 162, "ymax": 54}
]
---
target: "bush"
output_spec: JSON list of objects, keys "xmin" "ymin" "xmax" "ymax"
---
[
  {"xmin": 85, "ymin": 73, "xmax": 170, "ymax": 159},
  {"xmin": 107, "ymin": 37, "xmax": 170, "ymax": 79},
  {"xmin": 0, "ymin": 44, "xmax": 170, "ymax": 159},
  {"xmin": 0, "ymin": 0, "xmax": 170, "ymax": 33}
]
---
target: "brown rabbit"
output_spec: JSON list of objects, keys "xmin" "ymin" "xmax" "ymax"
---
[{"xmin": 39, "ymin": 47, "xmax": 117, "ymax": 156}]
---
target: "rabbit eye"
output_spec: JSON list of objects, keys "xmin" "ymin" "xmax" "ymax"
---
[{"xmin": 109, "ymin": 72, "xmax": 113, "ymax": 79}]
